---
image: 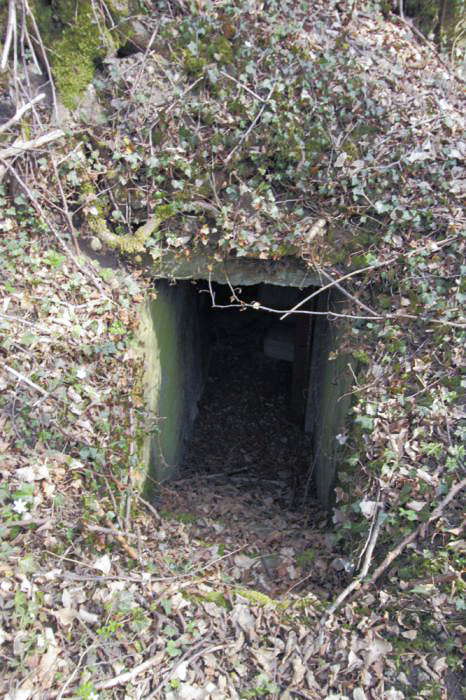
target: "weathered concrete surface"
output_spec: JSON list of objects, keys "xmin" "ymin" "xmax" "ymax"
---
[
  {"xmin": 137, "ymin": 275, "xmax": 352, "ymax": 508},
  {"xmin": 305, "ymin": 292, "xmax": 353, "ymax": 507},
  {"xmin": 138, "ymin": 281, "xmax": 206, "ymax": 487},
  {"xmin": 152, "ymin": 253, "xmax": 320, "ymax": 288}
]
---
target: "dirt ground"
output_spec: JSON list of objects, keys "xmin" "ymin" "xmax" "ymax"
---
[{"xmin": 158, "ymin": 308, "xmax": 347, "ymax": 600}]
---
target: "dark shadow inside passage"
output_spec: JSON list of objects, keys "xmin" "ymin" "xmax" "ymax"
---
[{"xmin": 180, "ymin": 281, "xmax": 318, "ymax": 507}]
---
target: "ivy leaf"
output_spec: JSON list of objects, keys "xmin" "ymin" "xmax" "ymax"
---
[{"xmin": 166, "ymin": 640, "xmax": 182, "ymax": 657}]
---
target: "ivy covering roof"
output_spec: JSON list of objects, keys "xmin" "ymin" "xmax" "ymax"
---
[{"xmin": 73, "ymin": 1, "xmax": 465, "ymax": 264}]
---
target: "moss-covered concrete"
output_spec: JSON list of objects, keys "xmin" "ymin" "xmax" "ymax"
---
[
  {"xmin": 79, "ymin": 173, "xmax": 175, "ymax": 254},
  {"xmin": 135, "ymin": 275, "xmax": 353, "ymax": 508},
  {"xmin": 305, "ymin": 292, "xmax": 353, "ymax": 507},
  {"xmin": 152, "ymin": 251, "xmax": 321, "ymax": 287},
  {"xmin": 138, "ymin": 281, "xmax": 206, "ymax": 490},
  {"xmin": 31, "ymin": 0, "xmax": 144, "ymax": 109},
  {"xmin": 33, "ymin": 1, "xmax": 112, "ymax": 108}
]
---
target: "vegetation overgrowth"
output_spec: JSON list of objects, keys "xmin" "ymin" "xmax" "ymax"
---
[{"xmin": 0, "ymin": 1, "xmax": 464, "ymax": 698}]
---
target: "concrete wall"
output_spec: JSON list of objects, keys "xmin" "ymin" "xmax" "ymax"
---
[
  {"xmin": 305, "ymin": 291, "xmax": 353, "ymax": 507},
  {"xmin": 138, "ymin": 281, "xmax": 206, "ymax": 490},
  {"xmin": 137, "ymin": 278, "xmax": 352, "ymax": 508}
]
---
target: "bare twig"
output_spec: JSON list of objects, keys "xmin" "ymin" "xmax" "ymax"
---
[
  {"xmin": 20, "ymin": 6, "xmax": 42, "ymax": 75},
  {"xmin": 397, "ymin": 14, "xmax": 464, "ymax": 83},
  {"xmin": 46, "ymin": 571, "xmax": 147, "ymax": 583},
  {"xmin": 364, "ymin": 477, "xmax": 466, "ymax": 588},
  {"xmin": 95, "ymin": 502, "xmax": 141, "ymax": 563},
  {"xmin": 1, "ymin": 160, "xmax": 117, "ymax": 305},
  {"xmin": 317, "ymin": 266, "xmax": 379, "ymax": 317},
  {"xmin": 51, "ymin": 157, "xmax": 81, "ymax": 255},
  {"xmin": 83, "ymin": 524, "xmax": 139, "ymax": 539},
  {"xmin": 0, "ymin": 129, "xmax": 64, "ymax": 160},
  {"xmin": 320, "ymin": 479, "xmax": 465, "ymax": 623},
  {"xmin": 194, "ymin": 545, "xmax": 247, "ymax": 575},
  {"xmin": 284, "ymin": 568, "xmax": 318, "ymax": 596},
  {"xmin": 225, "ymin": 81, "xmax": 276, "ymax": 164},
  {"xmin": 220, "ymin": 69, "xmax": 267, "ymax": 103},
  {"xmin": 0, "ymin": 312, "xmax": 57, "ymax": 335},
  {"xmin": 135, "ymin": 493, "xmax": 163, "ymax": 523},
  {"xmin": 280, "ymin": 258, "xmax": 397, "ymax": 320},
  {"xmin": 0, "ymin": 0, "xmax": 16, "ymax": 71},
  {"xmin": 22, "ymin": 0, "xmax": 59, "ymax": 118},
  {"xmin": 356, "ymin": 494, "xmax": 382, "ymax": 571},
  {"xmin": 95, "ymin": 638, "xmax": 225, "ymax": 692},
  {"xmin": 321, "ymin": 505, "xmax": 384, "ymax": 622},
  {"xmin": 409, "ymin": 572, "xmax": 463, "ymax": 587},
  {"xmin": 2, "ymin": 518, "xmax": 49, "ymax": 529},
  {"xmin": 4, "ymin": 363, "xmax": 50, "ymax": 397},
  {"xmin": 127, "ymin": 25, "xmax": 159, "ymax": 103},
  {"xmin": 54, "ymin": 644, "xmax": 96, "ymax": 700},
  {"xmin": 206, "ymin": 248, "xmax": 466, "ymax": 329},
  {"xmin": 206, "ymin": 282, "xmax": 466, "ymax": 328},
  {"xmin": 0, "ymin": 93, "xmax": 46, "ymax": 134},
  {"xmin": 145, "ymin": 643, "xmax": 226, "ymax": 699}
]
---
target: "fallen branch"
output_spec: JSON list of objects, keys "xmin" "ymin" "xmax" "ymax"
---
[
  {"xmin": 320, "ymin": 477, "xmax": 465, "ymax": 625},
  {"xmin": 4, "ymin": 363, "xmax": 50, "ymax": 397},
  {"xmin": 145, "ymin": 643, "xmax": 226, "ymax": 699},
  {"xmin": 225, "ymin": 81, "xmax": 276, "ymax": 164},
  {"xmin": 95, "ymin": 504, "xmax": 140, "ymax": 563},
  {"xmin": 0, "ymin": 129, "xmax": 64, "ymax": 160},
  {"xmin": 93, "ymin": 651, "xmax": 167, "ymax": 691},
  {"xmin": 363, "ymin": 476, "xmax": 466, "ymax": 588},
  {"xmin": 0, "ymin": 93, "xmax": 46, "ymax": 135},
  {"xmin": 0, "ymin": 0, "xmax": 16, "ymax": 71},
  {"xmin": 321, "ymin": 505, "xmax": 384, "ymax": 622},
  {"xmin": 2, "ymin": 518, "xmax": 49, "ymax": 529},
  {"xmin": 95, "ymin": 639, "xmax": 225, "ymax": 692}
]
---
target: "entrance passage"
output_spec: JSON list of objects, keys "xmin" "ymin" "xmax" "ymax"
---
[
  {"xmin": 144, "ymin": 278, "xmax": 355, "ymax": 599},
  {"xmin": 143, "ymin": 276, "xmax": 351, "ymax": 508},
  {"xmin": 181, "ymin": 282, "xmax": 314, "ymax": 509}
]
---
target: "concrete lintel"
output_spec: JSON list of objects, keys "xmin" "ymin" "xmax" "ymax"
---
[{"xmin": 152, "ymin": 253, "xmax": 320, "ymax": 288}]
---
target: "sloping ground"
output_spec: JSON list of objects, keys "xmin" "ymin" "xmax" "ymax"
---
[
  {"xmin": 0, "ymin": 1, "xmax": 465, "ymax": 699},
  {"xmin": 75, "ymin": 1, "xmax": 465, "ymax": 264},
  {"xmin": 172, "ymin": 316, "xmax": 335, "ymax": 599},
  {"xmin": 1, "ymin": 214, "xmax": 464, "ymax": 700}
]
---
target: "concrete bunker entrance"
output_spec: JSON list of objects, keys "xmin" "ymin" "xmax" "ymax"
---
[
  {"xmin": 182, "ymin": 281, "xmax": 316, "ymax": 510},
  {"xmin": 144, "ymin": 269, "xmax": 351, "ymax": 509}
]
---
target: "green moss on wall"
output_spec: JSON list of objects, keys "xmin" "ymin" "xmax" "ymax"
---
[
  {"xmin": 33, "ymin": 0, "xmax": 120, "ymax": 108},
  {"xmin": 80, "ymin": 172, "xmax": 175, "ymax": 253}
]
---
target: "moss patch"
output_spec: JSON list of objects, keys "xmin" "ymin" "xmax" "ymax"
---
[
  {"xmin": 295, "ymin": 548, "xmax": 317, "ymax": 567},
  {"xmin": 34, "ymin": 0, "xmax": 117, "ymax": 108},
  {"xmin": 161, "ymin": 511, "xmax": 197, "ymax": 525},
  {"xmin": 184, "ymin": 590, "xmax": 230, "ymax": 609}
]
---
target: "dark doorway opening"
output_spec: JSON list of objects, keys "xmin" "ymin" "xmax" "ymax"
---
[
  {"xmin": 149, "ymin": 277, "xmax": 353, "ymax": 597},
  {"xmin": 180, "ymin": 281, "xmax": 317, "ymax": 508}
]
